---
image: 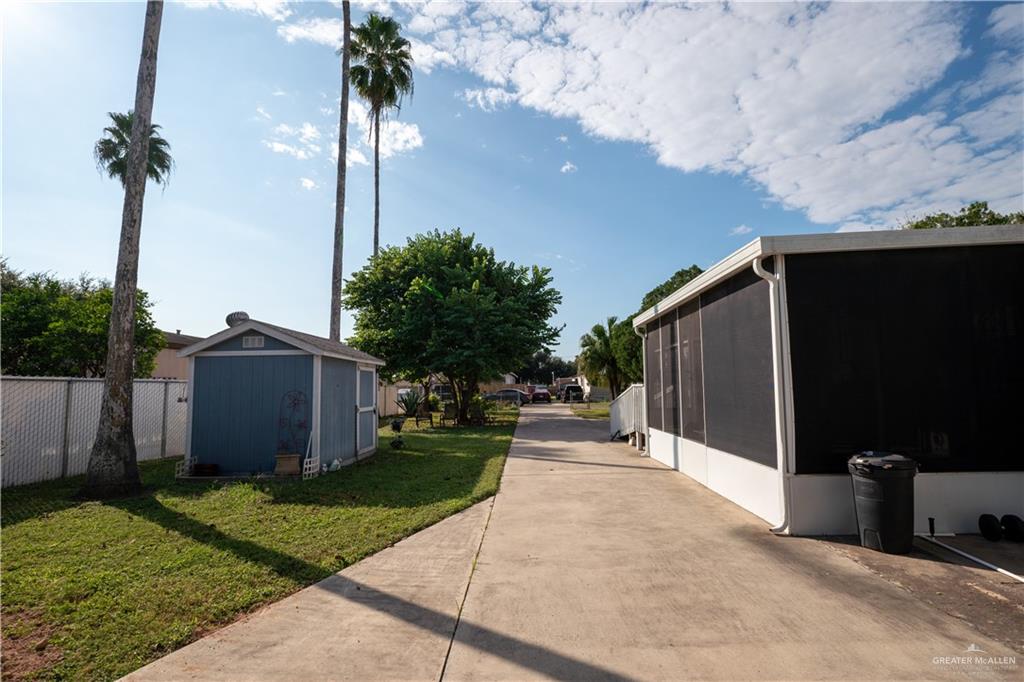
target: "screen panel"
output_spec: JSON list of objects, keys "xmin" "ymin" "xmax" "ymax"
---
[
  {"xmin": 661, "ymin": 309, "xmax": 681, "ymax": 436},
  {"xmin": 787, "ymin": 244, "xmax": 1024, "ymax": 474},
  {"xmin": 678, "ymin": 299, "xmax": 706, "ymax": 442},
  {"xmin": 700, "ymin": 267, "xmax": 777, "ymax": 467},
  {"xmin": 645, "ymin": 316, "xmax": 663, "ymax": 432}
]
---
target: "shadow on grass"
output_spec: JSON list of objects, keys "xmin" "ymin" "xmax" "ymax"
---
[
  {"xmin": 1, "ymin": 458, "xmax": 205, "ymax": 527},
  {"xmin": 107, "ymin": 496, "xmax": 332, "ymax": 585},
  {"xmin": 4, "ymin": 421, "xmax": 513, "ymax": 526}
]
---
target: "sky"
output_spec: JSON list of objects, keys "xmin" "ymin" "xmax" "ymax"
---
[{"xmin": 3, "ymin": 1, "xmax": 1023, "ymax": 359}]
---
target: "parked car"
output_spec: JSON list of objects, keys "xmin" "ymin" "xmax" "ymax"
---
[
  {"xmin": 486, "ymin": 388, "xmax": 530, "ymax": 406},
  {"xmin": 531, "ymin": 387, "xmax": 552, "ymax": 403},
  {"xmin": 562, "ymin": 384, "xmax": 584, "ymax": 403}
]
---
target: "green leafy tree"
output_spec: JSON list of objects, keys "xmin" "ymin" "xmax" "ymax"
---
[
  {"xmin": 343, "ymin": 229, "xmax": 562, "ymax": 423},
  {"xmin": 639, "ymin": 264, "xmax": 703, "ymax": 311},
  {"xmin": 515, "ymin": 350, "xmax": 576, "ymax": 385},
  {"xmin": 901, "ymin": 202, "xmax": 1024, "ymax": 230},
  {"xmin": 350, "ymin": 13, "xmax": 414, "ymax": 257},
  {"xmin": 93, "ymin": 110, "xmax": 174, "ymax": 188},
  {"xmin": 1, "ymin": 263, "xmax": 164, "ymax": 378},
  {"xmin": 610, "ymin": 318, "xmax": 643, "ymax": 384},
  {"xmin": 578, "ymin": 317, "xmax": 624, "ymax": 399}
]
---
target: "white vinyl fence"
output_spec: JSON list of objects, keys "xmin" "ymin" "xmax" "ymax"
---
[{"xmin": 1, "ymin": 377, "xmax": 188, "ymax": 488}]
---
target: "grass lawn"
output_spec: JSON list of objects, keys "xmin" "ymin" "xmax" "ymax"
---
[
  {"xmin": 570, "ymin": 401, "xmax": 610, "ymax": 420},
  {"xmin": 1, "ymin": 409, "xmax": 517, "ymax": 681}
]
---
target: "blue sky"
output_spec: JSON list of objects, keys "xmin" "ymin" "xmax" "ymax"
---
[{"xmin": 3, "ymin": 1, "xmax": 1022, "ymax": 358}]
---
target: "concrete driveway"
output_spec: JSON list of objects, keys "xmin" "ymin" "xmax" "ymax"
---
[{"xmin": 128, "ymin": 404, "xmax": 1020, "ymax": 681}]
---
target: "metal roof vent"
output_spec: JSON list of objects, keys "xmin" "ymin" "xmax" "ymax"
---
[{"xmin": 226, "ymin": 311, "xmax": 250, "ymax": 327}]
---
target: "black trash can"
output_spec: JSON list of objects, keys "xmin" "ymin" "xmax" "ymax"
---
[{"xmin": 847, "ymin": 452, "xmax": 918, "ymax": 554}]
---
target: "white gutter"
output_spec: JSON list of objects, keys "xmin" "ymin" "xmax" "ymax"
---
[
  {"xmin": 634, "ymin": 324, "xmax": 649, "ymax": 454},
  {"xmin": 752, "ymin": 255, "xmax": 794, "ymax": 535}
]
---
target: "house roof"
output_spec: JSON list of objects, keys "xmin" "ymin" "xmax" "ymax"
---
[
  {"xmin": 177, "ymin": 318, "xmax": 385, "ymax": 366},
  {"xmin": 632, "ymin": 223, "xmax": 1024, "ymax": 328},
  {"xmin": 163, "ymin": 330, "xmax": 203, "ymax": 348}
]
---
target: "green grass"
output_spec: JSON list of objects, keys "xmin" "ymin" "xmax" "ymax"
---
[
  {"xmin": 1, "ymin": 411, "xmax": 517, "ymax": 681},
  {"xmin": 570, "ymin": 401, "xmax": 610, "ymax": 420}
]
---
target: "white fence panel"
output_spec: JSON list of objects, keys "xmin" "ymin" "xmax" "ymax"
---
[
  {"xmin": 1, "ymin": 377, "xmax": 188, "ymax": 488},
  {"xmin": 609, "ymin": 383, "xmax": 645, "ymax": 448}
]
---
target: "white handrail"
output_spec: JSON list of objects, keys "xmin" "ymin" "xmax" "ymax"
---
[{"xmin": 609, "ymin": 384, "xmax": 645, "ymax": 450}]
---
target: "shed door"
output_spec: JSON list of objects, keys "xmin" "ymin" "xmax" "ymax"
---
[{"xmin": 356, "ymin": 367, "xmax": 377, "ymax": 455}]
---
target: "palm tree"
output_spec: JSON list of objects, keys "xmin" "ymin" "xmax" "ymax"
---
[
  {"xmin": 83, "ymin": 0, "xmax": 164, "ymax": 498},
  {"xmin": 94, "ymin": 110, "xmax": 173, "ymax": 187},
  {"xmin": 329, "ymin": 1, "xmax": 352, "ymax": 342},
  {"xmin": 350, "ymin": 13, "xmax": 414, "ymax": 257},
  {"xmin": 579, "ymin": 317, "xmax": 624, "ymax": 399}
]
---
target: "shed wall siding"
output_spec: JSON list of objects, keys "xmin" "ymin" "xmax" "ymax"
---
[
  {"xmin": 320, "ymin": 357, "xmax": 358, "ymax": 463},
  {"xmin": 191, "ymin": 355, "xmax": 313, "ymax": 473},
  {"xmin": 207, "ymin": 334, "xmax": 300, "ymax": 352}
]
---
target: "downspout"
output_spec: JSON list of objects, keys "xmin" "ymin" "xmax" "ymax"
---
[
  {"xmin": 753, "ymin": 255, "xmax": 793, "ymax": 535},
  {"xmin": 634, "ymin": 324, "xmax": 648, "ymax": 454}
]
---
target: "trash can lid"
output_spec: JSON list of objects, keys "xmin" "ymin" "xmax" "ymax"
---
[{"xmin": 848, "ymin": 452, "xmax": 918, "ymax": 470}]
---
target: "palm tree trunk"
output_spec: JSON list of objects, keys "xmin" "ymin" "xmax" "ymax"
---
[
  {"xmin": 329, "ymin": 0, "xmax": 351, "ymax": 342},
  {"xmin": 373, "ymin": 108, "xmax": 381, "ymax": 257},
  {"xmin": 82, "ymin": 0, "xmax": 163, "ymax": 498}
]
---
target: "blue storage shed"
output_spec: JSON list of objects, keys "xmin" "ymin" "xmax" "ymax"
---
[{"xmin": 177, "ymin": 312, "xmax": 385, "ymax": 477}]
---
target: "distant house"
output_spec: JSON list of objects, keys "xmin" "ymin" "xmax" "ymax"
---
[
  {"xmin": 502, "ymin": 372, "xmax": 519, "ymax": 385},
  {"xmin": 152, "ymin": 330, "xmax": 203, "ymax": 379},
  {"xmin": 177, "ymin": 312, "xmax": 385, "ymax": 477}
]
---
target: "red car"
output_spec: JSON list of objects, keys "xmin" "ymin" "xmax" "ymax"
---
[{"xmin": 530, "ymin": 387, "xmax": 552, "ymax": 403}]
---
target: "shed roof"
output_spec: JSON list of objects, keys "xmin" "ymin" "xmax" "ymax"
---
[
  {"xmin": 178, "ymin": 318, "xmax": 385, "ymax": 366},
  {"xmin": 632, "ymin": 223, "xmax": 1024, "ymax": 328}
]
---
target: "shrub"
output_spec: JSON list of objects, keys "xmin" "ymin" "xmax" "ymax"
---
[{"xmin": 395, "ymin": 391, "xmax": 423, "ymax": 417}]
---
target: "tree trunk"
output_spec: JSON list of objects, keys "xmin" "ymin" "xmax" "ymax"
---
[
  {"xmin": 82, "ymin": 0, "xmax": 163, "ymax": 499},
  {"xmin": 450, "ymin": 378, "xmax": 463, "ymax": 425},
  {"xmin": 329, "ymin": 0, "xmax": 351, "ymax": 342},
  {"xmin": 372, "ymin": 108, "xmax": 381, "ymax": 257}
]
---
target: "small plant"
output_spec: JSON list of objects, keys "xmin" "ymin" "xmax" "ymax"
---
[
  {"xmin": 427, "ymin": 393, "xmax": 441, "ymax": 411},
  {"xmin": 395, "ymin": 390, "xmax": 423, "ymax": 417}
]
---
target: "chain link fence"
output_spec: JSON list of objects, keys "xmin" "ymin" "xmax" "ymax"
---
[{"xmin": 1, "ymin": 377, "xmax": 188, "ymax": 488}]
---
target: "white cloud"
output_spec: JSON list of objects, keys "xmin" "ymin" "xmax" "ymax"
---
[
  {"xmin": 255, "ymin": 106, "xmax": 272, "ymax": 120},
  {"xmin": 298, "ymin": 122, "xmax": 320, "ymax": 143},
  {"xmin": 400, "ymin": 1, "xmax": 1021, "ymax": 228},
  {"xmin": 263, "ymin": 140, "xmax": 312, "ymax": 160},
  {"xmin": 332, "ymin": 144, "xmax": 369, "ymax": 167},
  {"xmin": 349, "ymin": 100, "xmax": 424, "ymax": 158},
  {"xmin": 729, "ymin": 225, "xmax": 753, "ymax": 236},
  {"xmin": 272, "ymin": 89, "xmax": 287, "ymax": 97},
  {"xmin": 560, "ymin": 161, "xmax": 577, "ymax": 174},
  {"xmin": 461, "ymin": 87, "xmax": 515, "ymax": 112},
  {"xmin": 409, "ymin": 38, "xmax": 456, "ymax": 73},
  {"xmin": 277, "ymin": 17, "xmax": 342, "ymax": 46},
  {"xmin": 299, "ymin": 177, "xmax": 318, "ymax": 190},
  {"xmin": 556, "ymin": 135, "xmax": 568, "ymax": 143},
  {"xmin": 186, "ymin": 0, "xmax": 292, "ymax": 23},
  {"xmin": 275, "ymin": 17, "xmax": 453, "ymax": 73},
  {"xmin": 320, "ymin": 106, "xmax": 334, "ymax": 117},
  {"xmin": 987, "ymin": 3, "xmax": 1023, "ymax": 42}
]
